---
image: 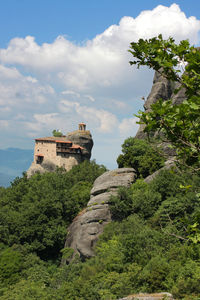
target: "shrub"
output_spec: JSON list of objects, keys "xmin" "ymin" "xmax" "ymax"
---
[{"xmin": 117, "ymin": 138, "xmax": 165, "ymax": 178}]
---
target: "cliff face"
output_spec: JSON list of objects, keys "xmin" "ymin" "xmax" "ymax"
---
[
  {"xmin": 66, "ymin": 130, "xmax": 93, "ymax": 160},
  {"xmin": 135, "ymin": 70, "xmax": 186, "ymax": 139},
  {"xmin": 62, "ymin": 168, "xmax": 136, "ymax": 263},
  {"xmin": 136, "ymin": 71, "xmax": 174, "ymax": 139}
]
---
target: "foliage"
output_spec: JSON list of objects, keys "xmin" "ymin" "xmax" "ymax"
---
[
  {"xmin": 1, "ymin": 34, "xmax": 200, "ymax": 300},
  {"xmin": 0, "ymin": 245, "xmax": 23, "ymax": 286},
  {"xmin": 52, "ymin": 129, "xmax": 63, "ymax": 137},
  {"xmin": 0, "ymin": 169, "xmax": 200, "ymax": 299},
  {"xmin": 129, "ymin": 35, "xmax": 200, "ymax": 168},
  {"xmin": 110, "ymin": 169, "xmax": 200, "ymax": 238},
  {"xmin": 117, "ymin": 137, "xmax": 165, "ymax": 177},
  {"xmin": 0, "ymin": 160, "xmax": 106, "ymax": 260}
]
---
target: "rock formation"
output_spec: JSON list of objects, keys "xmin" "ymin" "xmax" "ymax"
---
[
  {"xmin": 62, "ymin": 168, "xmax": 136, "ymax": 263},
  {"xmin": 136, "ymin": 71, "xmax": 174, "ymax": 139},
  {"xmin": 135, "ymin": 70, "xmax": 187, "ymax": 139},
  {"xmin": 66, "ymin": 129, "xmax": 93, "ymax": 160},
  {"xmin": 135, "ymin": 70, "xmax": 187, "ymax": 160},
  {"xmin": 118, "ymin": 292, "xmax": 174, "ymax": 300}
]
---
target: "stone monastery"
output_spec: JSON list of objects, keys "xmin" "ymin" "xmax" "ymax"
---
[{"xmin": 27, "ymin": 123, "xmax": 93, "ymax": 177}]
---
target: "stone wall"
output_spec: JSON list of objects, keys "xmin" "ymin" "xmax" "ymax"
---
[{"xmin": 34, "ymin": 141, "xmax": 56, "ymax": 163}]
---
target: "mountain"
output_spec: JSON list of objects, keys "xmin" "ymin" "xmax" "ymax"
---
[{"xmin": 0, "ymin": 148, "xmax": 33, "ymax": 187}]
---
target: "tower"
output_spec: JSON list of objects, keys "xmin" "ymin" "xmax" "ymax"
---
[{"xmin": 79, "ymin": 123, "xmax": 86, "ymax": 131}]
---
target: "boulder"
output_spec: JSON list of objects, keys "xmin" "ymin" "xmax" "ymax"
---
[
  {"xmin": 118, "ymin": 293, "xmax": 174, "ymax": 300},
  {"xmin": 62, "ymin": 168, "xmax": 136, "ymax": 263}
]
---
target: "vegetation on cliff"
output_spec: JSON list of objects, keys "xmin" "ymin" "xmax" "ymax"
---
[
  {"xmin": 129, "ymin": 34, "xmax": 200, "ymax": 169},
  {"xmin": 0, "ymin": 160, "xmax": 106, "ymax": 261},
  {"xmin": 0, "ymin": 168, "xmax": 199, "ymax": 300},
  {"xmin": 117, "ymin": 137, "xmax": 165, "ymax": 178},
  {"xmin": 0, "ymin": 36, "xmax": 199, "ymax": 300}
]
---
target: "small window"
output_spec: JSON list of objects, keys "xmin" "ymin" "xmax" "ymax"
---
[{"xmin": 36, "ymin": 156, "xmax": 44, "ymax": 164}]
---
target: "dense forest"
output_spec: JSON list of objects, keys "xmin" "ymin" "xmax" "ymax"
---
[
  {"xmin": 0, "ymin": 149, "xmax": 199, "ymax": 299},
  {"xmin": 0, "ymin": 36, "xmax": 199, "ymax": 299}
]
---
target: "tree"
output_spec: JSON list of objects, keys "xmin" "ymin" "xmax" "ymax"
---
[
  {"xmin": 117, "ymin": 137, "xmax": 165, "ymax": 178},
  {"xmin": 52, "ymin": 129, "xmax": 63, "ymax": 137},
  {"xmin": 129, "ymin": 35, "xmax": 200, "ymax": 169},
  {"xmin": 0, "ymin": 160, "xmax": 106, "ymax": 261}
]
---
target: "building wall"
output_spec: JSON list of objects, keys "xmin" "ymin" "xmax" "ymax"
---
[
  {"xmin": 34, "ymin": 141, "xmax": 56, "ymax": 163},
  {"xmin": 55, "ymin": 154, "xmax": 83, "ymax": 171},
  {"xmin": 33, "ymin": 141, "xmax": 83, "ymax": 171}
]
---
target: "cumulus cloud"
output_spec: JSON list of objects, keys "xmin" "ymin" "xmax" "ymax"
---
[
  {"xmin": 84, "ymin": 94, "xmax": 95, "ymax": 102},
  {"xmin": 0, "ymin": 4, "xmax": 200, "ymax": 166},
  {"xmin": 59, "ymin": 100, "xmax": 118, "ymax": 133},
  {"xmin": 119, "ymin": 117, "xmax": 138, "ymax": 136},
  {"xmin": 61, "ymin": 90, "xmax": 80, "ymax": 97},
  {"xmin": 0, "ymin": 4, "xmax": 199, "ymax": 93}
]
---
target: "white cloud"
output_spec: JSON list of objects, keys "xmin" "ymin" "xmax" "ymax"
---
[
  {"xmin": 0, "ymin": 4, "xmax": 199, "ymax": 94},
  {"xmin": 84, "ymin": 94, "xmax": 95, "ymax": 102},
  {"xmin": 59, "ymin": 99, "xmax": 118, "ymax": 133},
  {"xmin": 61, "ymin": 90, "xmax": 80, "ymax": 97},
  {"xmin": 0, "ymin": 4, "xmax": 200, "ymax": 166},
  {"xmin": 119, "ymin": 117, "xmax": 139, "ymax": 136}
]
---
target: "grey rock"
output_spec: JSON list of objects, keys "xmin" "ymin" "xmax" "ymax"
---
[
  {"xmin": 172, "ymin": 82, "xmax": 186, "ymax": 105},
  {"xmin": 81, "ymin": 204, "xmax": 110, "ymax": 224},
  {"xmin": 135, "ymin": 70, "xmax": 187, "ymax": 161},
  {"xmin": 118, "ymin": 292, "xmax": 174, "ymax": 300},
  {"xmin": 88, "ymin": 191, "xmax": 118, "ymax": 206},
  {"xmin": 91, "ymin": 168, "xmax": 136, "ymax": 196},
  {"xmin": 144, "ymin": 158, "xmax": 176, "ymax": 183},
  {"xmin": 144, "ymin": 71, "xmax": 174, "ymax": 110},
  {"xmin": 66, "ymin": 130, "xmax": 93, "ymax": 160},
  {"xmin": 136, "ymin": 71, "xmax": 174, "ymax": 139},
  {"xmin": 62, "ymin": 168, "xmax": 136, "ymax": 263},
  {"xmin": 27, "ymin": 160, "xmax": 57, "ymax": 178}
]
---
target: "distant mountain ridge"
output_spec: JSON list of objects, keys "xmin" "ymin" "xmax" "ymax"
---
[{"xmin": 0, "ymin": 148, "xmax": 33, "ymax": 187}]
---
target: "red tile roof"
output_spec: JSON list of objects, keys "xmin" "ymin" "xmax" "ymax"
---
[
  {"xmin": 71, "ymin": 144, "xmax": 84, "ymax": 150},
  {"xmin": 55, "ymin": 140, "xmax": 72, "ymax": 144},
  {"xmin": 35, "ymin": 137, "xmax": 84, "ymax": 150}
]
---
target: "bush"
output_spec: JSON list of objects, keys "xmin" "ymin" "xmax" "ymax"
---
[{"xmin": 117, "ymin": 138, "xmax": 165, "ymax": 178}]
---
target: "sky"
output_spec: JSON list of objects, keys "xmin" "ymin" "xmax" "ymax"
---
[{"xmin": 0, "ymin": 0, "xmax": 200, "ymax": 170}]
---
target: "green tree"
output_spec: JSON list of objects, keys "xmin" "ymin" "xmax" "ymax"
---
[
  {"xmin": 117, "ymin": 137, "xmax": 165, "ymax": 177},
  {"xmin": 0, "ymin": 160, "xmax": 106, "ymax": 261},
  {"xmin": 52, "ymin": 129, "xmax": 63, "ymax": 137},
  {"xmin": 129, "ymin": 35, "xmax": 200, "ymax": 169}
]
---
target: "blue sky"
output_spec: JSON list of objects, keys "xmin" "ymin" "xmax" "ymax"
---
[
  {"xmin": 0, "ymin": 1, "xmax": 200, "ymax": 170},
  {"xmin": 1, "ymin": 0, "xmax": 200, "ymax": 47}
]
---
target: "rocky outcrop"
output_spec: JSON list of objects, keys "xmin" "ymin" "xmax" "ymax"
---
[
  {"xmin": 144, "ymin": 158, "xmax": 176, "ymax": 183},
  {"xmin": 135, "ymin": 70, "xmax": 187, "ymax": 139},
  {"xmin": 135, "ymin": 70, "xmax": 187, "ymax": 161},
  {"xmin": 136, "ymin": 71, "xmax": 174, "ymax": 139},
  {"xmin": 118, "ymin": 293, "xmax": 174, "ymax": 300},
  {"xmin": 27, "ymin": 160, "xmax": 57, "ymax": 177},
  {"xmin": 62, "ymin": 168, "xmax": 136, "ymax": 263},
  {"xmin": 172, "ymin": 82, "xmax": 186, "ymax": 105},
  {"xmin": 66, "ymin": 130, "xmax": 93, "ymax": 160}
]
